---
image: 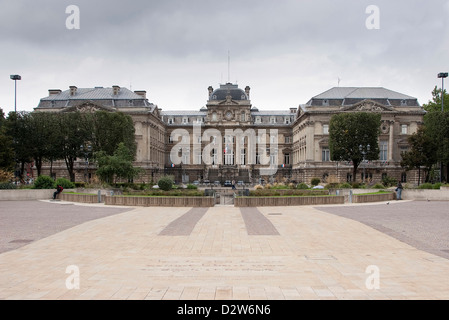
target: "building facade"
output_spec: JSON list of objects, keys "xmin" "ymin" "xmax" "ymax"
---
[{"xmin": 34, "ymin": 83, "xmax": 425, "ymax": 185}]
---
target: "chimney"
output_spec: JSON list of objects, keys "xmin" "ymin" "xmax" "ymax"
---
[
  {"xmin": 112, "ymin": 85, "xmax": 120, "ymax": 95},
  {"xmin": 134, "ymin": 90, "xmax": 147, "ymax": 99},
  {"xmin": 69, "ymin": 86, "xmax": 77, "ymax": 96},
  {"xmin": 48, "ymin": 89, "xmax": 62, "ymax": 96},
  {"xmin": 208, "ymin": 86, "xmax": 214, "ymax": 98},
  {"xmin": 245, "ymin": 86, "xmax": 251, "ymax": 99}
]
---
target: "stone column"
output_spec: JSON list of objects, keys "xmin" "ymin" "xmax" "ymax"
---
[{"xmin": 388, "ymin": 121, "xmax": 394, "ymax": 161}]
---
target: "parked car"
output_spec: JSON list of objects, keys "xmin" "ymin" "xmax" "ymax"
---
[
  {"xmin": 214, "ymin": 180, "xmax": 221, "ymax": 186},
  {"xmin": 193, "ymin": 180, "xmax": 200, "ymax": 185},
  {"xmin": 224, "ymin": 180, "xmax": 232, "ymax": 187},
  {"xmin": 203, "ymin": 180, "xmax": 210, "ymax": 185},
  {"xmin": 237, "ymin": 181, "xmax": 245, "ymax": 186}
]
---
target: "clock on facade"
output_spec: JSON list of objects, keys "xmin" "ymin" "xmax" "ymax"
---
[{"xmin": 225, "ymin": 111, "xmax": 233, "ymax": 120}]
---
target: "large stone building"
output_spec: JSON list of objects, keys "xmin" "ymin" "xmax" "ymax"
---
[{"xmin": 34, "ymin": 83, "xmax": 425, "ymax": 185}]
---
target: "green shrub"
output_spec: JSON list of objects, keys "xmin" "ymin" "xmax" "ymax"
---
[
  {"xmin": 55, "ymin": 177, "xmax": 75, "ymax": 189},
  {"xmin": 433, "ymin": 183, "xmax": 442, "ymax": 190},
  {"xmin": 351, "ymin": 182, "xmax": 361, "ymax": 189},
  {"xmin": 0, "ymin": 182, "xmax": 17, "ymax": 189},
  {"xmin": 158, "ymin": 176, "xmax": 174, "ymax": 191},
  {"xmin": 372, "ymin": 183, "xmax": 386, "ymax": 189},
  {"xmin": 33, "ymin": 175, "xmax": 55, "ymax": 189},
  {"xmin": 382, "ymin": 175, "xmax": 397, "ymax": 187},
  {"xmin": 417, "ymin": 182, "xmax": 444, "ymax": 190},
  {"xmin": 311, "ymin": 178, "xmax": 320, "ymax": 186},
  {"xmin": 339, "ymin": 182, "xmax": 352, "ymax": 189},
  {"xmin": 296, "ymin": 182, "xmax": 309, "ymax": 189},
  {"xmin": 186, "ymin": 184, "xmax": 198, "ymax": 190}
]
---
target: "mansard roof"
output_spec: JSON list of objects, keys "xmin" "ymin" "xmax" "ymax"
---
[
  {"xmin": 36, "ymin": 86, "xmax": 154, "ymax": 109},
  {"xmin": 307, "ymin": 87, "xmax": 420, "ymax": 107},
  {"xmin": 209, "ymin": 83, "xmax": 249, "ymax": 101}
]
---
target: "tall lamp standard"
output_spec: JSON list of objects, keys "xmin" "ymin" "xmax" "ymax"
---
[
  {"xmin": 359, "ymin": 144, "xmax": 370, "ymax": 184},
  {"xmin": 10, "ymin": 75, "xmax": 21, "ymax": 113},
  {"xmin": 438, "ymin": 73, "xmax": 448, "ymax": 182},
  {"xmin": 438, "ymin": 73, "xmax": 448, "ymax": 112}
]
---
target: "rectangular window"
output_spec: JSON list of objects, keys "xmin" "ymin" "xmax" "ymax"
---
[
  {"xmin": 284, "ymin": 153, "xmax": 290, "ymax": 165},
  {"xmin": 322, "ymin": 147, "xmax": 330, "ymax": 162},
  {"xmin": 401, "ymin": 125, "xmax": 408, "ymax": 134},
  {"xmin": 380, "ymin": 141, "xmax": 388, "ymax": 161},
  {"xmin": 255, "ymin": 116, "xmax": 261, "ymax": 124},
  {"xmin": 323, "ymin": 125, "xmax": 329, "ymax": 135}
]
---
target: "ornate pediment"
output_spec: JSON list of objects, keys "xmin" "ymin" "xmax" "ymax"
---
[
  {"xmin": 341, "ymin": 100, "xmax": 395, "ymax": 112},
  {"xmin": 62, "ymin": 102, "xmax": 115, "ymax": 113},
  {"xmin": 218, "ymin": 98, "xmax": 240, "ymax": 106}
]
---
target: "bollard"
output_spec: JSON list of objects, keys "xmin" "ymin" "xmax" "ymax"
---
[
  {"xmin": 98, "ymin": 190, "xmax": 101, "ymax": 203},
  {"xmin": 349, "ymin": 190, "xmax": 353, "ymax": 203}
]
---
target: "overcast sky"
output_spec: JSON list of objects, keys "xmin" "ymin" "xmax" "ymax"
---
[{"xmin": 1, "ymin": 0, "xmax": 448, "ymax": 114}]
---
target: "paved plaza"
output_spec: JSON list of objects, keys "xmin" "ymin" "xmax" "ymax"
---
[{"xmin": 1, "ymin": 199, "xmax": 449, "ymax": 300}]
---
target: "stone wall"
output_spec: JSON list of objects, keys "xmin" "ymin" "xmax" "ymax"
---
[
  {"xmin": 234, "ymin": 195, "xmax": 345, "ymax": 207},
  {"xmin": 104, "ymin": 195, "xmax": 215, "ymax": 207}
]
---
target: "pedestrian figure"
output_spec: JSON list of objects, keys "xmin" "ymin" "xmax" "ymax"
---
[
  {"xmin": 53, "ymin": 184, "xmax": 64, "ymax": 200},
  {"xmin": 395, "ymin": 181, "xmax": 403, "ymax": 200}
]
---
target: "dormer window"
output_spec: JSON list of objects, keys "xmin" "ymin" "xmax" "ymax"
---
[
  {"xmin": 270, "ymin": 116, "xmax": 276, "ymax": 124},
  {"xmin": 401, "ymin": 99, "xmax": 407, "ymax": 106},
  {"xmin": 182, "ymin": 117, "xmax": 189, "ymax": 124},
  {"xmin": 255, "ymin": 116, "xmax": 261, "ymax": 124},
  {"xmin": 322, "ymin": 100, "xmax": 329, "ymax": 106},
  {"xmin": 168, "ymin": 118, "xmax": 174, "ymax": 125}
]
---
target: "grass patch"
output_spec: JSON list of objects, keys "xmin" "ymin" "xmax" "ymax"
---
[{"xmin": 357, "ymin": 191, "xmax": 392, "ymax": 195}]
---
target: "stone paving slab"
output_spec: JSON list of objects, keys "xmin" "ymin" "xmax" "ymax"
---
[{"xmin": 0, "ymin": 200, "xmax": 449, "ymax": 300}]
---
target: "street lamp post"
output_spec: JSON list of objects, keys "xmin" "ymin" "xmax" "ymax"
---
[
  {"xmin": 438, "ymin": 73, "xmax": 448, "ymax": 112},
  {"xmin": 438, "ymin": 73, "xmax": 448, "ymax": 182},
  {"xmin": 10, "ymin": 75, "xmax": 21, "ymax": 113},
  {"xmin": 359, "ymin": 144, "xmax": 371, "ymax": 184}
]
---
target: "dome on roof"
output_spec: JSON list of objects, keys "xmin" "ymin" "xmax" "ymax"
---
[{"xmin": 209, "ymin": 83, "xmax": 248, "ymax": 101}]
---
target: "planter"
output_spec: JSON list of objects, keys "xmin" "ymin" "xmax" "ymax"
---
[
  {"xmin": 351, "ymin": 192, "xmax": 394, "ymax": 203},
  {"xmin": 60, "ymin": 193, "xmax": 103, "ymax": 203},
  {"xmin": 234, "ymin": 196, "xmax": 345, "ymax": 207},
  {"xmin": 104, "ymin": 196, "xmax": 215, "ymax": 207}
]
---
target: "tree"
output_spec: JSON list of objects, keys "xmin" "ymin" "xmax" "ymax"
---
[
  {"xmin": 424, "ymin": 111, "xmax": 449, "ymax": 182},
  {"xmin": 27, "ymin": 112, "xmax": 62, "ymax": 176},
  {"xmin": 5, "ymin": 111, "xmax": 34, "ymax": 181},
  {"xmin": 0, "ymin": 108, "xmax": 14, "ymax": 171},
  {"xmin": 422, "ymin": 86, "xmax": 449, "ymax": 113},
  {"xmin": 96, "ymin": 143, "xmax": 141, "ymax": 184},
  {"xmin": 57, "ymin": 112, "xmax": 94, "ymax": 182},
  {"xmin": 91, "ymin": 111, "xmax": 136, "ymax": 157},
  {"xmin": 400, "ymin": 126, "xmax": 437, "ymax": 185},
  {"xmin": 329, "ymin": 112, "xmax": 381, "ymax": 182}
]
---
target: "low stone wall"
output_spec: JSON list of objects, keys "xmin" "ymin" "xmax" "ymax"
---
[
  {"xmin": 0, "ymin": 189, "xmax": 76, "ymax": 201},
  {"xmin": 104, "ymin": 196, "xmax": 215, "ymax": 207},
  {"xmin": 234, "ymin": 196, "xmax": 345, "ymax": 207},
  {"xmin": 352, "ymin": 192, "xmax": 395, "ymax": 203},
  {"xmin": 60, "ymin": 193, "xmax": 103, "ymax": 203},
  {"xmin": 402, "ymin": 188, "xmax": 449, "ymax": 201}
]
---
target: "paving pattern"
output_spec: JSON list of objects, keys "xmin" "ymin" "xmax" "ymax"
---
[{"xmin": 0, "ymin": 200, "xmax": 449, "ymax": 300}]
